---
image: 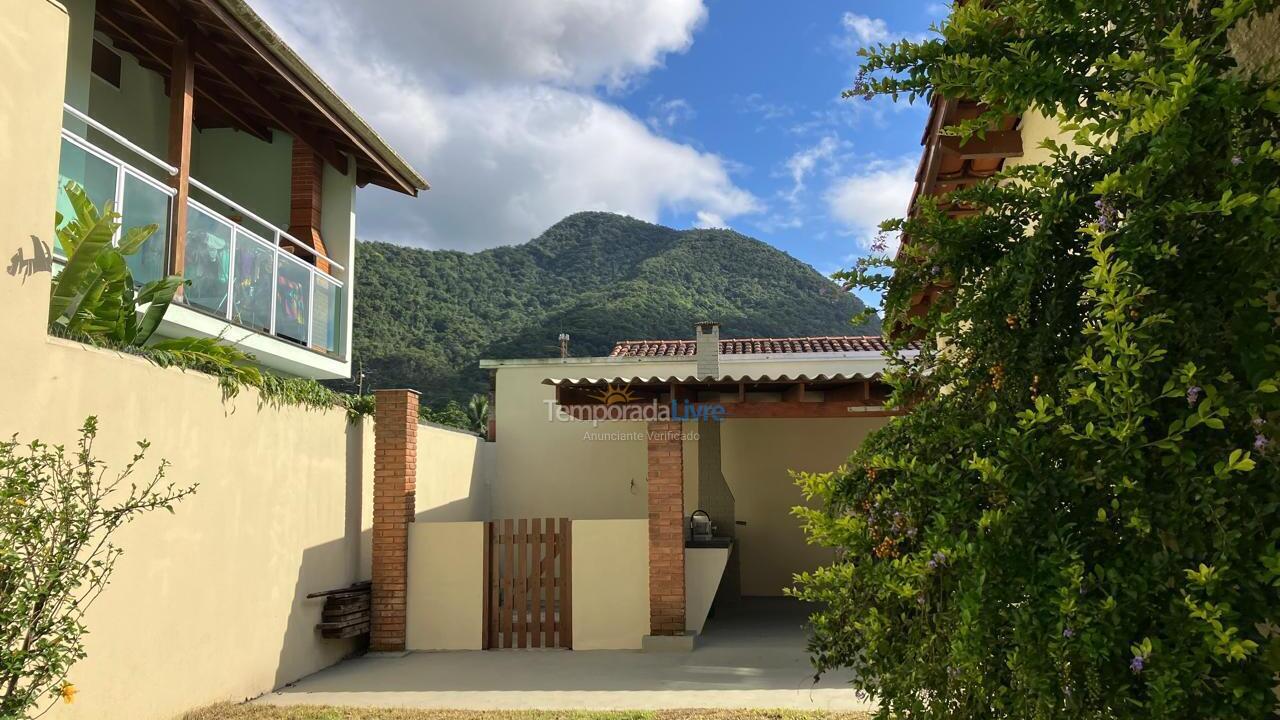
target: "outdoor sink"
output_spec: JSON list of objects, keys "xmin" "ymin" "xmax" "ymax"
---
[{"xmin": 685, "ymin": 536, "xmax": 732, "ymax": 549}]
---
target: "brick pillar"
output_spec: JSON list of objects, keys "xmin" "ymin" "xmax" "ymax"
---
[
  {"xmin": 647, "ymin": 420, "xmax": 686, "ymax": 635},
  {"xmin": 371, "ymin": 389, "xmax": 418, "ymax": 651}
]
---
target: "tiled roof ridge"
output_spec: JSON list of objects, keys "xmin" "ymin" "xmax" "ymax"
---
[{"xmin": 609, "ymin": 335, "xmax": 908, "ymax": 357}]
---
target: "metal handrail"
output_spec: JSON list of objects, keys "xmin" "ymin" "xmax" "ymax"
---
[
  {"xmin": 62, "ymin": 103, "xmax": 177, "ymax": 176},
  {"xmin": 188, "ymin": 177, "xmax": 346, "ymax": 273}
]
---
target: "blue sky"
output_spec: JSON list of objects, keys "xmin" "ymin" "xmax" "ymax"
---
[
  {"xmin": 616, "ymin": 1, "xmax": 947, "ymax": 300},
  {"xmin": 255, "ymin": 1, "xmax": 947, "ymax": 309}
]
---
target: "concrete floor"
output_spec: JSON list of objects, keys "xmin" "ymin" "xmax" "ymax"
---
[{"xmin": 256, "ymin": 598, "xmax": 873, "ymax": 711}]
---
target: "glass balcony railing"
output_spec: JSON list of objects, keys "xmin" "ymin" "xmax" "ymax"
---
[{"xmin": 55, "ymin": 104, "xmax": 347, "ymax": 360}]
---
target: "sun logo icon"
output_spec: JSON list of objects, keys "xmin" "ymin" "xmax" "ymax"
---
[{"xmin": 589, "ymin": 382, "xmax": 638, "ymax": 405}]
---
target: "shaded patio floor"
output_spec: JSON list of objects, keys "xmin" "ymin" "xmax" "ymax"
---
[{"xmin": 256, "ymin": 597, "xmax": 873, "ymax": 711}]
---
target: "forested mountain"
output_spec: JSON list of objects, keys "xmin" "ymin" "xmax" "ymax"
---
[{"xmin": 347, "ymin": 211, "xmax": 879, "ymax": 407}]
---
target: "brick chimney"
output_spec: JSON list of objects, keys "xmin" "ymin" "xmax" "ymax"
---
[
  {"xmin": 695, "ymin": 321, "xmax": 720, "ymax": 378},
  {"xmin": 288, "ymin": 139, "xmax": 332, "ymax": 274}
]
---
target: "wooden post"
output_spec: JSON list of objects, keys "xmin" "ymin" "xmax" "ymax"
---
[{"xmin": 166, "ymin": 33, "xmax": 194, "ymax": 278}]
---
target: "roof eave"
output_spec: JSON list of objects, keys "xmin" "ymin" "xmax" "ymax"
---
[{"xmin": 216, "ymin": 0, "xmax": 429, "ymax": 195}]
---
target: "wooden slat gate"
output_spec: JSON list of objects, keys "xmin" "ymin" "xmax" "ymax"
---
[{"xmin": 485, "ymin": 518, "xmax": 572, "ymax": 649}]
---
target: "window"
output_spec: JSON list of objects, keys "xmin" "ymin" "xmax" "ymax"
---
[{"xmin": 91, "ymin": 40, "xmax": 121, "ymax": 89}]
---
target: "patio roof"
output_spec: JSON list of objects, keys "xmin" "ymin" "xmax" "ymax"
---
[
  {"xmin": 93, "ymin": 0, "xmax": 428, "ymax": 195},
  {"xmin": 547, "ymin": 373, "xmax": 898, "ymax": 419},
  {"xmin": 541, "ymin": 371, "xmax": 883, "ymax": 386},
  {"xmin": 610, "ymin": 335, "xmax": 903, "ymax": 357}
]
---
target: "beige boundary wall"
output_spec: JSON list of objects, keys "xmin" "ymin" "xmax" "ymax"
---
[
  {"xmin": 570, "ymin": 519, "xmax": 650, "ymax": 650},
  {"xmin": 407, "ymin": 522, "xmax": 486, "ymax": 650},
  {"xmin": 415, "ymin": 423, "xmax": 493, "ymax": 522},
  {"xmin": 405, "ymin": 519, "xmax": 650, "ymax": 651},
  {"xmin": 2, "ymin": 4, "xmax": 377, "ymax": 719}
]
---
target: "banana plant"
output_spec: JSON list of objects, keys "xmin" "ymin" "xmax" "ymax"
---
[{"xmin": 49, "ymin": 181, "xmax": 182, "ymax": 347}]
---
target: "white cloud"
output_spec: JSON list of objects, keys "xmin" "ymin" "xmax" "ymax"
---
[
  {"xmin": 825, "ymin": 156, "xmax": 917, "ymax": 255},
  {"xmin": 249, "ymin": 0, "xmax": 757, "ymax": 250},
  {"xmin": 693, "ymin": 211, "xmax": 725, "ymax": 228},
  {"xmin": 356, "ymin": 84, "xmax": 758, "ymax": 249},
  {"xmin": 784, "ymin": 136, "xmax": 840, "ymax": 203},
  {"xmin": 260, "ymin": 0, "xmax": 708, "ymax": 91},
  {"xmin": 840, "ymin": 13, "xmax": 891, "ymax": 47},
  {"xmin": 647, "ymin": 97, "xmax": 696, "ymax": 131},
  {"xmin": 736, "ymin": 93, "xmax": 793, "ymax": 122}
]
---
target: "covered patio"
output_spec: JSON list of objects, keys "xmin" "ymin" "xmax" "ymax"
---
[
  {"xmin": 257, "ymin": 598, "xmax": 872, "ymax": 711},
  {"xmin": 544, "ymin": 322, "xmax": 900, "ymax": 646}
]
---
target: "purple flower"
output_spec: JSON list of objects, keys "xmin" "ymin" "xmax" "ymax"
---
[
  {"xmin": 906, "ymin": 527, "xmax": 918, "ymax": 538},
  {"xmin": 1096, "ymin": 196, "xmax": 1118, "ymax": 231},
  {"xmin": 916, "ymin": 594, "xmax": 926, "ymax": 606},
  {"xmin": 1186, "ymin": 386, "xmax": 1202, "ymax": 406},
  {"xmin": 1231, "ymin": 156, "xmax": 1244, "ymax": 166},
  {"xmin": 927, "ymin": 560, "xmax": 938, "ymax": 570},
  {"xmin": 1063, "ymin": 627, "xmax": 1074, "ymax": 638},
  {"xmin": 1255, "ymin": 434, "xmax": 1271, "ymax": 453},
  {"xmin": 1130, "ymin": 655, "xmax": 1145, "ymax": 673},
  {"xmin": 932, "ymin": 551, "xmax": 947, "ymax": 566},
  {"xmin": 1253, "ymin": 417, "xmax": 1266, "ymax": 428}
]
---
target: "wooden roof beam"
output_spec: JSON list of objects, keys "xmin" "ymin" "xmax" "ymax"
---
[
  {"xmin": 119, "ymin": 0, "xmax": 180, "ymax": 39},
  {"xmin": 118, "ymin": 0, "xmax": 346, "ymax": 170},
  {"xmin": 195, "ymin": 0, "xmax": 415, "ymax": 194},
  {"xmin": 98, "ymin": 2, "xmax": 272, "ymax": 142},
  {"xmin": 189, "ymin": 32, "xmax": 348, "ymax": 171},
  {"xmin": 939, "ymin": 130, "xmax": 1023, "ymax": 160}
]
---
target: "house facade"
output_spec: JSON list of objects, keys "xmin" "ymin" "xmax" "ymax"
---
[{"xmin": 55, "ymin": 0, "xmax": 426, "ymax": 378}]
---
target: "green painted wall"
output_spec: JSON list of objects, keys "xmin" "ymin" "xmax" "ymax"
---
[{"xmin": 190, "ymin": 129, "xmax": 293, "ymax": 230}]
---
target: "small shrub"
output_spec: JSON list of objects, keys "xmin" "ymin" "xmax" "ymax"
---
[{"xmin": 0, "ymin": 418, "xmax": 195, "ymax": 717}]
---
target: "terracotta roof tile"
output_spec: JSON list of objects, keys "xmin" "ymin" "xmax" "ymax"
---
[{"xmin": 609, "ymin": 335, "xmax": 905, "ymax": 357}]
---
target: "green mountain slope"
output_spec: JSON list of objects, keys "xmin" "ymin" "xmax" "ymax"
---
[{"xmin": 348, "ymin": 211, "xmax": 879, "ymax": 407}]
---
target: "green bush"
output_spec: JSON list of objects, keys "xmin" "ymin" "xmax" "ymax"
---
[
  {"xmin": 0, "ymin": 418, "xmax": 195, "ymax": 717},
  {"xmin": 794, "ymin": 1, "xmax": 1280, "ymax": 718}
]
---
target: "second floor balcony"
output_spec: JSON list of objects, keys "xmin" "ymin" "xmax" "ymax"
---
[
  {"xmin": 55, "ymin": 0, "xmax": 427, "ymax": 380},
  {"xmin": 58, "ymin": 104, "xmax": 347, "ymax": 366}
]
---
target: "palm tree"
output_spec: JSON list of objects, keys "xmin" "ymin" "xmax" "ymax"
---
[{"xmin": 465, "ymin": 393, "xmax": 490, "ymax": 436}]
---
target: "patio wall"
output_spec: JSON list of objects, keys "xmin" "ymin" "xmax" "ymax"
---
[
  {"xmin": 572, "ymin": 519, "xmax": 650, "ymax": 649},
  {"xmin": 407, "ymin": 522, "xmax": 486, "ymax": 650},
  {"xmin": 1, "ymin": 4, "xmax": 373, "ymax": 718},
  {"xmin": 721, "ymin": 417, "xmax": 887, "ymax": 596},
  {"xmin": 413, "ymin": 423, "xmax": 493, "ymax": 524},
  {"xmin": 403, "ymin": 519, "xmax": 649, "ymax": 651}
]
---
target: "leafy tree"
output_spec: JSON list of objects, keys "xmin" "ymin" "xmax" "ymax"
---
[
  {"xmin": 419, "ymin": 400, "xmax": 471, "ymax": 433},
  {"xmin": 794, "ymin": 1, "xmax": 1280, "ymax": 718},
  {"xmin": 0, "ymin": 418, "xmax": 195, "ymax": 718}
]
